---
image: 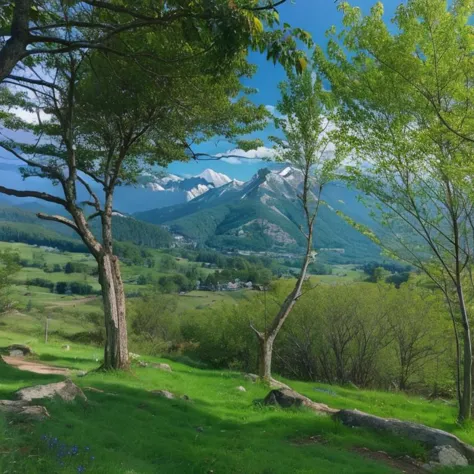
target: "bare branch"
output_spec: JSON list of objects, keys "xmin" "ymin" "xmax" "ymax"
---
[
  {"xmin": 37, "ymin": 212, "xmax": 79, "ymax": 232},
  {"xmin": 0, "ymin": 185, "xmax": 67, "ymax": 207}
]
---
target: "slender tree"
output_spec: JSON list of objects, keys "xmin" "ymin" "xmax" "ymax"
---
[
  {"xmin": 250, "ymin": 67, "xmax": 341, "ymax": 382},
  {"xmin": 316, "ymin": 0, "xmax": 474, "ymax": 421}
]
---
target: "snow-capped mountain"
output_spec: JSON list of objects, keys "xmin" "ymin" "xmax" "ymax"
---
[
  {"xmin": 112, "ymin": 169, "xmax": 237, "ymax": 212},
  {"xmin": 196, "ymin": 169, "xmax": 233, "ymax": 188},
  {"xmin": 134, "ymin": 166, "xmax": 381, "ymax": 262},
  {"xmin": 137, "ymin": 169, "xmax": 234, "ymax": 201}
]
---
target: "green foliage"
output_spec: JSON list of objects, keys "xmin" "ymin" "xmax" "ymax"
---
[
  {"xmin": 0, "ymin": 249, "xmax": 20, "ymax": 312},
  {"xmin": 129, "ymin": 292, "xmax": 179, "ymax": 355}
]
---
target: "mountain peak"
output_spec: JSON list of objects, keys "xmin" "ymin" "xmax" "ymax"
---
[{"xmin": 197, "ymin": 169, "xmax": 232, "ymax": 188}]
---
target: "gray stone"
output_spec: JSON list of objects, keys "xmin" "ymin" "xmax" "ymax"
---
[
  {"xmin": 264, "ymin": 388, "xmax": 338, "ymax": 414},
  {"xmin": 62, "ymin": 345, "xmax": 70, "ymax": 351},
  {"xmin": 335, "ymin": 409, "xmax": 474, "ymax": 463},
  {"xmin": 429, "ymin": 445, "xmax": 468, "ymax": 466},
  {"xmin": 244, "ymin": 373, "xmax": 259, "ymax": 383},
  {"xmin": 0, "ymin": 400, "xmax": 50, "ymax": 421},
  {"xmin": 7, "ymin": 344, "xmax": 33, "ymax": 356},
  {"xmin": 138, "ymin": 360, "xmax": 148, "ymax": 368},
  {"xmin": 236, "ymin": 386, "xmax": 246, "ymax": 392},
  {"xmin": 150, "ymin": 390, "xmax": 174, "ymax": 399},
  {"xmin": 9, "ymin": 349, "xmax": 25, "ymax": 357},
  {"xmin": 268, "ymin": 378, "xmax": 291, "ymax": 390},
  {"xmin": 15, "ymin": 379, "xmax": 87, "ymax": 403},
  {"xmin": 151, "ymin": 363, "xmax": 172, "ymax": 372}
]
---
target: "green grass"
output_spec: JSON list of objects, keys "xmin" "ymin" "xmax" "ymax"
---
[
  {"xmin": 0, "ymin": 351, "xmax": 427, "ymax": 474},
  {"xmin": 1, "ymin": 320, "xmax": 474, "ymax": 473}
]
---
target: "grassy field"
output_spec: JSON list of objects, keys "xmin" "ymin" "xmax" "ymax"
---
[{"xmin": 1, "ymin": 311, "xmax": 474, "ymax": 473}]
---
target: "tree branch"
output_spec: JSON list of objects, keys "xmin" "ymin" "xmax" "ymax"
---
[
  {"xmin": 0, "ymin": 185, "xmax": 67, "ymax": 207},
  {"xmin": 37, "ymin": 212, "xmax": 79, "ymax": 233}
]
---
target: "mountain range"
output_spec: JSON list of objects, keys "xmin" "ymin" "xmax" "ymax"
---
[
  {"xmin": 135, "ymin": 167, "xmax": 381, "ymax": 263},
  {"xmin": 0, "ymin": 161, "xmax": 381, "ymax": 263}
]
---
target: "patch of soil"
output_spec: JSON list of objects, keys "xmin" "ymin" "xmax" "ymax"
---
[
  {"xmin": 352, "ymin": 447, "xmax": 425, "ymax": 473},
  {"xmin": 2, "ymin": 356, "xmax": 70, "ymax": 376},
  {"xmin": 293, "ymin": 436, "xmax": 425, "ymax": 473},
  {"xmin": 46, "ymin": 296, "xmax": 99, "ymax": 308}
]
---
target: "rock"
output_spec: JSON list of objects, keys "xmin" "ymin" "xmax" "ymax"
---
[
  {"xmin": 76, "ymin": 370, "xmax": 87, "ymax": 377},
  {"xmin": 263, "ymin": 388, "xmax": 338, "ymax": 414},
  {"xmin": 150, "ymin": 390, "xmax": 174, "ymax": 399},
  {"xmin": 138, "ymin": 360, "xmax": 148, "ymax": 368},
  {"xmin": 429, "ymin": 445, "xmax": 468, "ymax": 467},
  {"xmin": 9, "ymin": 349, "xmax": 25, "ymax": 357},
  {"xmin": 151, "ymin": 363, "xmax": 172, "ymax": 372},
  {"xmin": 335, "ymin": 410, "xmax": 474, "ymax": 463},
  {"xmin": 15, "ymin": 380, "xmax": 87, "ymax": 403},
  {"xmin": 0, "ymin": 400, "xmax": 50, "ymax": 421},
  {"xmin": 7, "ymin": 344, "xmax": 32, "ymax": 356},
  {"xmin": 62, "ymin": 345, "xmax": 70, "ymax": 351},
  {"xmin": 244, "ymin": 373, "xmax": 259, "ymax": 383},
  {"xmin": 181, "ymin": 395, "xmax": 190, "ymax": 401},
  {"xmin": 268, "ymin": 378, "xmax": 291, "ymax": 390},
  {"xmin": 236, "ymin": 386, "xmax": 246, "ymax": 392}
]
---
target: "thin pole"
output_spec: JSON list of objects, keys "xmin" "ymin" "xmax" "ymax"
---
[{"xmin": 44, "ymin": 316, "xmax": 49, "ymax": 344}]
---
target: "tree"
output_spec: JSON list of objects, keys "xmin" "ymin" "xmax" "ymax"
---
[
  {"xmin": 0, "ymin": 0, "xmax": 308, "ymax": 82},
  {"xmin": 316, "ymin": 0, "xmax": 474, "ymax": 421},
  {"xmin": 0, "ymin": 53, "xmax": 268, "ymax": 369},
  {"xmin": 0, "ymin": 250, "xmax": 20, "ymax": 313},
  {"xmin": 250, "ymin": 67, "xmax": 342, "ymax": 382}
]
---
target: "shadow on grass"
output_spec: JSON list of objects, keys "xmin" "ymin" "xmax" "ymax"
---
[
  {"xmin": 0, "ymin": 364, "xmax": 428, "ymax": 474},
  {"xmin": 38, "ymin": 354, "xmax": 96, "ymax": 366},
  {"xmin": 32, "ymin": 379, "xmax": 417, "ymax": 474},
  {"xmin": 0, "ymin": 361, "xmax": 64, "ymax": 399}
]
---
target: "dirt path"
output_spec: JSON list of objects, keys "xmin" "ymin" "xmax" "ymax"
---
[
  {"xmin": 2, "ymin": 356, "xmax": 70, "ymax": 376},
  {"xmin": 45, "ymin": 296, "xmax": 99, "ymax": 308}
]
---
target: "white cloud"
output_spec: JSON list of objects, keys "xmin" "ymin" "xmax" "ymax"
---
[
  {"xmin": 11, "ymin": 107, "xmax": 50, "ymax": 124},
  {"xmin": 221, "ymin": 157, "xmax": 243, "ymax": 165},
  {"xmin": 217, "ymin": 146, "xmax": 277, "ymax": 164}
]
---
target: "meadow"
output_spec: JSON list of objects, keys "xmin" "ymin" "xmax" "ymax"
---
[{"xmin": 1, "ymin": 306, "xmax": 474, "ymax": 474}]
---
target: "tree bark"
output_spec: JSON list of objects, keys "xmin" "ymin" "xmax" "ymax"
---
[
  {"xmin": 98, "ymin": 252, "xmax": 129, "ymax": 370},
  {"xmin": 258, "ymin": 336, "xmax": 274, "ymax": 380},
  {"xmin": 0, "ymin": 0, "xmax": 31, "ymax": 82},
  {"xmin": 458, "ymin": 286, "xmax": 472, "ymax": 421},
  {"xmin": 254, "ymin": 237, "xmax": 313, "ymax": 381}
]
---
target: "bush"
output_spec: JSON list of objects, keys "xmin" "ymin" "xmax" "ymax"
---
[{"xmin": 26, "ymin": 277, "xmax": 54, "ymax": 291}]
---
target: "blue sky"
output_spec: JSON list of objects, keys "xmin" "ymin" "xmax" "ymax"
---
[
  {"xmin": 169, "ymin": 0, "xmax": 402, "ymax": 180},
  {"xmin": 1, "ymin": 0, "xmax": 402, "ymax": 186}
]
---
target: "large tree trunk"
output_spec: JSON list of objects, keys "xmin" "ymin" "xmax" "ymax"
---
[
  {"xmin": 0, "ymin": 0, "xmax": 31, "ymax": 82},
  {"xmin": 98, "ymin": 252, "xmax": 129, "ymax": 370},
  {"xmin": 258, "ymin": 336, "xmax": 274, "ymax": 381},
  {"xmin": 456, "ymin": 283, "xmax": 472, "ymax": 422}
]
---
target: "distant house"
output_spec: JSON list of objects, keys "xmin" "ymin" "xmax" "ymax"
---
[
  {"xmin": 244, "ymin": 281, "xmax": 253, "ymax": 289},
  {"xmin": 227, "ymin": 282, "xmax": 239, "ymax": 291}
]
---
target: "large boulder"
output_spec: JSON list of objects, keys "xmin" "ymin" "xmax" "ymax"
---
[
  {"xmin": 429, "ymin": 445, "xmax": 468, "ymax": 467},
  {"xmin": 263, "ymin": 388, "xmax": 338, "ymax": 414},
  {"xmin": 0, "ymin": 400, "xmax": 50, "ymax": 421},
  {"xmin": 6, "ymin": 344, "xmax": 33, "ymax": 357},
  {"xmin": 335, "ymin": 409, "xmax": 474, "ymax": 463},
  {"xmin": 15, "ymin": 380, "xmax": 87, "ymax": 403}
]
